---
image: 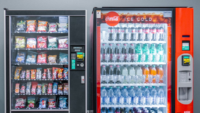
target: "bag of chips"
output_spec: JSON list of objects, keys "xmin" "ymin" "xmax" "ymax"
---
[
  {"xmin": 53, "ymin": 82, "xmax": 58, "ymax": 94},
  {"xmin": 59, "ymin": 53, "xmax": 68, "ymax": 64},
  {"xmin": 15, "ymin": 83, "xmax": 20, "ymax": 94},
  {"xmin": 48, "ymin": 55, "xmax": 57, "ymax": 64},
  {"xmin": 59, "ymin": 97, "xmax": 67, "ymax": 108},
  {"xmin": 16, "ymin": 20, "xmax": 26, "ymax": 32},
  {"xmin": 31, "ymin": 69, "xmax": 36, "ymax": 80},
  {"xmin": 48, "ymin": 23, "xmax": 57, "ymax": 32},
  {"xmin": 15, "ymin": 36, "xmax": 25, "ymax": 48},
  {"xmin": 48, "ymin": 36, "xmax": 57, "ymax": 48},
  {"xmin": 42, "ymin": 69, "xmax": 47, "ymax": 79},
  {"xmin": 52, "ymin": 67, "xmax": 58, "ymax": 80},
  {"xmin": 20, "ymin": 70, "xmax": 26, "ymax": 79},
  {"xmin": 20, "ymin": 83, "xmax": 26, "ymax": 94},
  {"xmin": 15, "ymin": 98, "xmax": 26, "ymax": 109},
  {"xmin": 47, "ymin": 83, "xmax": 52, "ymax": 94},
  {"xmin": 26, "ymin": 38, "xmax": 36, "ymax": 49},
  {"xmin": 26, "ymin": 20, "xmax": 36, "ymax": 32},
  {"xmin": 39, "ymin": 98, "xmax": 47, "ymax": 108},
  {"xmin": 37, "ymin": 21, "xmax": 48, "ymax": 32},
  {"xmin": 48, "ymin": 99, "xmax": 56, "ymax": 108},
  {"xmin": 58, "ymin": 37, "xmax": 68, "ymax": 48},
  {"xmin": 37, "ymin": 84, "xmax": 42, "ymax": 95},
  {"xmin": 26, "ymin": 69, "xmax": 31, "ymax": 80},
  {"xmin": 36, "ymin": 68, "xmax": 42, "ymax": 80},
  {"xmin": 27, "ymin": 97, "xmax": 35, "ymax": 108},
  {"xmin": 26, "ymin": 51, "xmax": 37, "ymax": 64},
  {"xmin": 15, "ymin": 52, "xmax": 26, "ymax": 63},
  {"xmin": 58, "ymin": 84, "xmax": 63, "ymax": 95},
  {"xmin": 26, "ymin": 82, "xmax": 31, "ymax": 95},
  {"xmin": 47, "ymin": 68, "xmax": 52, "ymax": 80},
  {"xmin": 63, "ymin": 83, "xmax": 68, "ymax": 95},
  {"xmin": 37, "ymin": 52, "xmax": 47, "ymax": 64},
  {"xmin": 31, "ymin": 82, "xmax": 38, "ymax": 95},
  {"xmin": 57, "ymin": 68, "xmax": 63, "ymax": 79},
  {"xmin": 42, "ymin": 83, "xmax": 47, "ymax": 94},
  {"xmin": 37, "ymin": 36, "xmax": 47, "ymax": 48},
  {"xmin": 63, "ymin": 68, "xmax": 68, "ymax": 80},
  {"xmin": 14, "ymin": 67, "xmax": 22, "ymax": 80},
  {"xmin": 58, "ymin": 23, "xmax": 68, "ymax": 33}
]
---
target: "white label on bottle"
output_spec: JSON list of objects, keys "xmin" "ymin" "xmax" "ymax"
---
[
  {"xmin": 141, "ymin": 54, "xmax": 146, "ymax": 62},
  {"xmin": 96, "ymin": 10, "xmax": 101, "ymax": 18},
  {"xmin": 148, "ymin": 54, "xmax": 153, "ymax": 61}
]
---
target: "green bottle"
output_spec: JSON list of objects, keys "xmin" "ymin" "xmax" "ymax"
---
[
  {"xmin": 149, "ymin": 44, "xmax": 157, "ymax": 62},
  {"xmin": 142, "ymin": 44, "xmax": 149, "ymax": 62},
  {"xmin": 135, "ymin": 44, "xmax": 142, "ymax": 62}
]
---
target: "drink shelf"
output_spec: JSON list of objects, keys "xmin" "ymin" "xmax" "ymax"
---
[
  {"xmin": 101, "ymin": 105, "xmax": 166, "ymax": 108},
  {"xmin": 15, "ymin": 94, "xmax": 68, "ymax": 96},
  {"xmin": 101, "ymin": 83, "xmax": 166, "ymax": 87},
  {"xmin": 14, "ymin": 63, "xmax": 68, "ymax": 66},
  {"xmin": 14, "ymin": 48, "xmax": 68, "ymax": 50},
  {"xmin": 11, "ymin": 109, "xmax": 69, "ymax": 111},
  {"xmin": 101, "ymin": 62, "xmax": 166, "ymax": 65},
  {"xmin": 14, "ymin": 79, "xmax": 68, "ymax": 81},
  {"xmin": 101, "ymin": 41, "xmax": 166, "ymax": 44}
]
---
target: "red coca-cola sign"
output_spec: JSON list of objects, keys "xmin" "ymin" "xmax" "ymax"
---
[{"xmin": 105, "ymin": 11, "xmax": 120, "ymax": 26}]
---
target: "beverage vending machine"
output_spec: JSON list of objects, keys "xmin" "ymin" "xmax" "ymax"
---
[
  {"xmin": 4, "ymin": 9, "xmax": 87, "ymax": 113},
  {"xmin": 90, "ymin": 7, "xmax": 193, "ymax": 113}
]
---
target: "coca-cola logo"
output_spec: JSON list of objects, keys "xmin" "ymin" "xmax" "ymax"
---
[{"xmin": 105, "ymin": 12, "xmax": 120, "ymax": 26}]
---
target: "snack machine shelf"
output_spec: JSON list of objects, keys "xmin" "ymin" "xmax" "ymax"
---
[
  {"xmin": 14, "ymin": 32, "xmax": 68, "ymax": 35},
  {"xmin": 101, "ymin": 105, "xmax": 166, "ymax": 108},
  {"xmin": 14, "ymin": 79, "xmax": 68, "ymax": 81},
  {"xmin": 11, "ymin": 109, "xmax": 69, "ymax": 111},
  {"xmin": 14, "ymin": 48, "xmax": 68, "ymax": 51},
  {"xmin": 101, "ymin": 62, "xmax": 166, "ymax": 65},
  {"xmin": 15, "ymin": 94, "xmax": 68, "ymax": 96},
  {"xmin": 101, "ymin": 83, "xmax": 166, "ymax": 87},
  {"xmin": 101, "ymin": 41, "xmax": 166, "ymax": 44},
  {"xmin": 14, "ymin": 63, "xmax": 68, "ymax": 66}
]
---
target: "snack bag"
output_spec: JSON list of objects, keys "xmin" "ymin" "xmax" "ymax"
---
[
  {"xmin": 37, "ymin": 52, "xmax": 47, "ymax": 64},
  {"xmin": 15, "ymin": 98, "xmax": 26, "ymax": 109},
  {"xmin": 48, "ymin": 99, "xmax": 56, "ymax": 108},
  {"xmin": 15, "ymin": 83, "xmax": 20, "ymax": 94},
  {"xmin": 48, "ymin": 55, "xmax": 57, "ymax": 64},
  {"xmin": 48, "ymin": 23, "xmax": 57, "ymax": 32},
  {"xmin": 16, "ymin": 20, "xmax": 26, "ymax": 32},
  {"xmin": 26, "ymin": 82, "xmax": 31, "ymax": 95},
  {"xmin": 37, "ymin": 84, "xmax": 42, "ymax": 95},
  {"xmin": 53, "ymin": 82, "xmax": 58, "ymax": 94},
  {"xmin": 31, "ymin": 82, "xmax": 38, "ymax": 95},
  {"xmin": 59, "ymin": 97, "xmax": 67, "ymax": 108},
  {"xmin": 26, "ymin": 69, "xmax": 31, "ymax": 80},
  {"xmin": 52, "ymin": 67, "xmax": 58, "ymax": 80},
  {"xmin": 20, "ymin": 83, "xmax": 26, "ymax": 94},
  {"xmin": 16, "ymin": 52, "xmax": 26, "ymax": 63},
  {"xmin": 47, "ymin": 68, "xmax": 52, "ymax": 79},
  {"xmin": 39, "ymin": 98, "xmax": 47, "ymax": 108},
  {"xmin": 42, "ymin": 83, "xmax": 47, "ymax": 94},
  {"xmin": 63, "ymin": 83, "xmax": 68, "ymax": 95},
  {"xmin": 37, "ymin": 36, "xmax": 47, "ymax": 48},
  {"xmin": 63, "ymin": 68, "xmax": 68, "ymax": 80},
  {"xmin": 31, "ymin": 69, "xmax": 36, "ymax": 80},
  {"xmin": 20, "ymin": 70, "xmax": 26, "ymax": 79},
  {"xmin": 48, "ymin": 36, "xmax": 57, "ymax": 48},
  {"xmin": 59, "ymin": 53, "xmax": 68, "ymax": 64},
  {"xmin": 58, "ymin": 84, "xmax": 63, "ymax": 95},
  {"xmin": 58, "ymin": 37, "xmax": 68, "ymax": 48},
  {"xmin": 58, "ymin": 23, "xmax": 68, "ymax": 33},
  {"xmin": 27, "ymin": 97, "xmax": 35, "ymax": 108},
  {"xmin": 26, "ymin": 20, "xmax": 36, "ymax": 32},
  {"xmin": 57, "ymin": 68, "xmax": 63, "ymax": 79},
  {"xmin": 36, "ymin": 68, "xmax": 42, "ymax": 80},
  {"xmin": 42, "ymin": 69, "xmax": 47, "ymax": 79},
  {"xmin": 47, "ymin": 83, "xmax": 52, "ymax": 94},
  {"xmin": 37, "ymin": 21, "xmax": 48, "ymax": 32},
  {"xmin": 26, "ymin": 38, "xmax": 36, "ymax": 48},
  {"xmin": 14, "ymin": 67, "xmax": 22, "ymax": 79},
  {"xmin": 15, "ymin": 36, "xmax": 25, "ymax": 48},
  {"xmin": 26, "ymin": 51, "xmax": 37, "ymax": 64}
]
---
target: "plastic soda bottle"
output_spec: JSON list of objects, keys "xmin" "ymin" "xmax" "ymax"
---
[
  {"xmin": 135, "ymin": 44, "xmax": 142, "ymax": 62},
  {"xmin": 144, "ymin": 86, "xmax": 153, "ymax": 105},
  {"xmin": 115, "ymin": 65, "xmax": 122, "ymax": 83},
  {"xmin": 149, "ymin": 44, "xmax": 157, "ymax": 62},
  {"xmin": 101, "ymin": 87, "xmax": 108, "ymax": 104},
  {"xmin": 142, "ymin": 44, "xmax": 150, "ymax": 62},
  {"xmin": 158, "ymin": 86, "xmax": 165, "ymax": 104},
  {"xmin": 151, "ymin": 86, "xmax": 157, "ymax": 105},
  {"xmin": 108, "ymin": 65, "xmax": 114, "ymax": 83},
  {"xmin": 108, "ymin": 87, "xmax": 117, "ymax": 105},
  {"xmin": 143, "ymin": 65, "xmax": 150, "ymax": 83},
  {"xmin": 136, "ymin": 66, "xmax": 143, "ymax": 83},
  {"xmin": 158, "ymin": 65, "xmax": 164, "ymax": 83},
  {"xmin": 128, "ymin": 66, "xmax": 135, "ymax": 83},
  {"xmin": 122, "ymin": 66, "xmax": 128, "ymax": 83},
  {"xmin": 156, "ymin": 44, "xmax": 164, "ymax": 62},
  {"xmin": 101, "ymin": 44, "xmax": 106, "ymax": 62},
  {"xmin": 101, "ymin": 65, "xmax": 107, "ymax": 83},
  {"xmin": 151, "ymin": 65, "xmax": 157, "ymax": 83}
]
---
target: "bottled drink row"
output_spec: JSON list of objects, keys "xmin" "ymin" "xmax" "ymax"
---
[
  {"xmin": 101, "ymin": 65, "xmax": 164, "ymax": 84},
  {"xmin": 101, "ymin": 43, "xmax": 165, "ymax": 62},
  {"xmin": 101, "ymin": 107, "xmax": 164, "ymax": 113},
  {"xmin": 101, "ymin": 24, "xmax": 166, "ymax": 42},
  {"xmin": 101, "ymin": 86, "xmax": 165, "ymax": 105}
]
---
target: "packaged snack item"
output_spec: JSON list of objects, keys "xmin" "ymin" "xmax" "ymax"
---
[
  {"xmin": 26, "ymin": 38, "xmax": 36, "ymax": 48},
  {"xmin": 37, "ymin": 21, "xmax": 48, "ymax": 32},
  {"xmin": 16, "ymin": 20, "xmax": 26, "ymax": 32},
  {"xmin": 20, "ymin": 70, "xmax": 26, "ymax": 79},
  {"xmin": 42, "ymin": 83, "xmax": 47, "ymax": 94},
  {"xmin": 58, "ymin": 37, "xmax": 68, "ymax": 48},
  {"xmin": 26, "ymin": 51, "xmax": 37, "ymax": 64},
  {"xmin": 36, "ymin": 68, "xmax": 42, "ymax": 80},
  {"xmin": 63, "ymin": 83, "xmax": 68, "ymax": 95},
  {"xmin": 58, "ymin": 23, "xmax": 68, "ymax": 33},
  {"xmin": 26, "ymin": 20, "xmax": 36, "ymax": 32},
  {"xmin": 37, "ymin": 36, "xmax": 47, "ymax": 48},
  {"xmin": 26, "ymin": 82, "xmax": 31, "ymax": 95},
  {"xmin": 57, "ymin": 68, "xmax": 63, "ymax": 79},
  {"xmin": 52, "ymin": 67, "xmax": 58, "ymax": 80},
  {"xmin": 58, "ymin": 84, "xmax": 63, "ymax": 95},
  {"xmin": 48, "ymin": 36, "xmax": 57, "ymax": 48},
  {"xmin": 37, "ymin": 84, "xmax": 42, "ymax": 95},
  {"xmin": 15, "ymin": 36, "xmax": 25, "ymax": 48},
  {"xmin": 53, "ymin": 82, "xmax": 58, "ymax": 94},
  {"xmin": 47, "ymin": 68, "xmax": 52, "ymax": 79},
  {"xmin": 26, "ymin": 69, "xmax": 31, "ymax": 80},
  {"xmin": 48, "ymin": 23, "xmax": 57, "ymax": 32},
  {"xmin": 15, "ymin": 52, "xmax": 26, "ymax": 63},
  {"xmin": 15, "ymin": 83, "xmax": 20, "ymax": 94},
  {"xmin": 31, "ymin": 82, "xmax": 38, "ymax": 95},
  {"xmin": 48, "ymin": 99, "xmax": 56, "ymax": 108},
  {"xmin": 59, "ymin": 97, "xmax": 67, "ymax": 108},
  {"xmin": 63, "ymin": 68, "xmax": 68, "ymax": 80},
  {"xmin": 15, "ymin": 98, "xmax": 26, "ymax": 109},
  {"xmin": 27, "ymin": 97, "xmax": 35, "ymax": 108},
  {"xmin": 31, "ymin": 69, "xmax": 36, "ymax": 80},
  {"xmin": 47, "ymin": 83, "xmax": 52, "ymax": 94},
  {"xmin": 42, "ymin": 69, "xmax": 47, "ymax": 79},
  {"xmin": 59, "ymin": 53, "xmax": 68, "ymax": 64},
  {"xmin": 20, "ymin": 83, "xmax": 26, "ymax": 94},
  {"xmin": 39, "ymin": 98, "xmax": 47, "ymax": 108},
  {"xmin": 14, "ymin": 67, "xmax": 22, "ymax": 79},
  {"xmin": 48, "ymin": 55, "xmax": 57, "ymax": 64},
  {"xmin": 37, "ymin": 52, "xmax": 47, "ymax": 64}
]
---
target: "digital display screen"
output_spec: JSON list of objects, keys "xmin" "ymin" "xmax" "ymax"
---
[
  {"xmin": 182, "ymin": 41, "xmax": 190, "ymax": 51},
  {"xmin": 182, "ymin": 55, "xmax": 190, "ymax": 66},
  {"xmin": 77, "ymin": 52, "xmax": 84, "ymax": 60}
]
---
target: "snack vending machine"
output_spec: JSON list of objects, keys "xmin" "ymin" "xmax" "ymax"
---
[
  {"xmin": 4, "ymin": 9, "xmax": 87, "ymax": 113},
  {"xmin": 91, "ymin": 7, "xmax": 193, "ymax": 113}
]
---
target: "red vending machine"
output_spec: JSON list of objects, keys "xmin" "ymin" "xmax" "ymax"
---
[{"xmin": 90, "ymin": 7, "xmax": 193, "ymax": 113}]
